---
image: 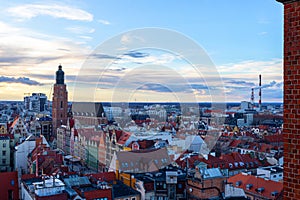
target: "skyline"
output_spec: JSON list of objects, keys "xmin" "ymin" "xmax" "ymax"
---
[{"xmin": 0, "ymin": 0, "xmax": 284, "ymax": 102}]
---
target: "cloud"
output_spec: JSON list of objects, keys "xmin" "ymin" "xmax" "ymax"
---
[
  {"xmin": 258, "ymin": 31, "xmax": 268, "ymax": 36},
  {"xmin": 0, "ymin": 76, "xmax": 43, "ymax": 85},
  {"xmin": 138, "ymin": 83, "xmax": 172, "ymax": 93},
  {"xmin": 257, "ymin": 19, "xmax": 270, "ymax": 24},
  {"xmin": 109, "ymin": 67, "xmax": 127, "ymax": 72},
  {"xmin": 218, "ymin": 59, "xmax": 282, "ymax": 77},
  {"xmin": 65, "ymin": 26, "xmax": 95, "ymax": 34},
  {"xmin": 190, "ymin": 84, "xmax": 209, "ymax": 90},
  {"xmin": 7, "ymin": 4, "xmax": 93, "ymax": 21},
  {"xmin": 226, "ymin": 80, "xmax": 256, "ymax": 87},
  {"xmin": 79, "ymin": 36, "xmax": 93, "ymax": 40},
  {"xmin": 98, "ymin": 19, "xmax": 111, "ymax": 25},
  {"xmin": 90, "ymin": 53, "xmax": 121, "ymax": 60},
  {"xmin": 261, "ymin": 80, "xmax": 277, "ymax": 89},
  {"xmin": 123, "ymin": 51, "xmax": 149, "ymax": 58}
]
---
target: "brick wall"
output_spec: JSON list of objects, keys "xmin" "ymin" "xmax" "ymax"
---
[
  {"xmin": 52, "ymin": 84, "xmax": 68, "ymax": 137},
  {"xmin": 277, "ymin": 0, "xmax": 300, "ymax": 199},
  {"xmin": 186, "ymin": 177, "xmax": 225, "ymax": 199}
]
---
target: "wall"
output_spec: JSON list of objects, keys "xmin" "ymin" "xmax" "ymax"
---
[
  {"xmin": 276, "ymin": 0, "xmax": 300, "ymax": 199},
  {"xmin": 186, "ymin": 177, "xmax": 225, "ymax": 199},
  {"xmin": 0, "ymin": 171, "xmax": 19, "ymax": 200}
]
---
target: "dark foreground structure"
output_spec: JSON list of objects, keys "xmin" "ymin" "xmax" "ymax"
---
[{"xmin": 277, "ymin": 0, "xmax": 300, "ymax": 198}]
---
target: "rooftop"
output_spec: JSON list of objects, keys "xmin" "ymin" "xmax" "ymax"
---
[{"xmin": 228, "ymin": 173, "xmax": 283, "ymax": 199}]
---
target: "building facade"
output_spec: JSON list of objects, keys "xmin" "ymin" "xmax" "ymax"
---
[
  {"xmin": 0, "ymin": 135, "xmax": 11, "ymax": 172},
  {"xmin": 24, "ymin": 93, "xmax": 47, "ymax": 112},
  {"xmin": 52, "ymin": 65, "xmax": 68, "ymax": 137}
]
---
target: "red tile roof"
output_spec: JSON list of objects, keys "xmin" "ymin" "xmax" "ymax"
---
[
  {"xmin": 87, "ymin": 172, "xmax": 116, "ymax": 183},
  {"xmin": 229, "ymin": 140, "xmax": 242, "ymax": 148},
  {"xmin": 10, "ymin": 117, "xmax": 19, "ymax": 129},
  {"xmin": 21, "ymin": 174, "xmax": 37, "ymax": 180},
  {"xmin": 264, "ymin": 134, "xmax": 283, "ymax": 143},
  {"xmin": 228, "ymin": 173, "xmax": 283, "ymax": 199},
  {"xmin": 117, "ymin": 131, "xmax": 131, "ymax": 145}
]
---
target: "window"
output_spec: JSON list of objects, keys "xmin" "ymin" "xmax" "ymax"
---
[
  {"xmin": 2, "ymin": 159, "xmax": 6, "ymax": 164},
  {"xmin": 132, "ymin": 198, "xmax": 136, "ymax": 200},
  {"xmin": 2, "ymin": 151, "xmax": 6, "ymax": 156},
  {"xmin": 3, "ymin": 143, "xmax": 6, "ymax": 148},
  {"xmin": 60, "ymin": 101, "xmax": 63, "ymax": 108}
]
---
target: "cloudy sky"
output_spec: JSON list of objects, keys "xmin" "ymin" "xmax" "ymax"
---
[{"xmin": 0, "ymin": 0, "xmax": 283, "ymax": 103}]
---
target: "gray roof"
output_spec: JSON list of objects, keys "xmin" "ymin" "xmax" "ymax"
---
[
  {"xmin": 72, "ymin": 102, "xmax": 105, "ymax": 117},
  {"xmin": 63, "ymin": 176, "xmax": 91, "ymax": 187},
  {"xmin": 116, "ymin": 147, "xmax": 171, "ymax": 173},
  {"xmin": 200, "ymin": 168, "xmax": 224, "ymax": 179}
]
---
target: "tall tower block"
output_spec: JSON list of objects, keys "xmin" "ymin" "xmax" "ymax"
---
[
  {"xmin": 259, "ymin": 74, "xmax": 262, "ymax": 111},
  {"xmin": 52, "ymin": 65, "xmax": 68, "ymax": 137}
]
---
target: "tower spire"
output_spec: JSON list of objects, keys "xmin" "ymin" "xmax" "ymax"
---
[{"xmin": 56, "ymin": 64, "xmax": 65, "ymax": 85}]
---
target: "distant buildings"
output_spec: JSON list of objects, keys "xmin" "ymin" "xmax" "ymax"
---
[{"xmin": 24, "ymin": 93, "xmax": 47, "ymax": 113}]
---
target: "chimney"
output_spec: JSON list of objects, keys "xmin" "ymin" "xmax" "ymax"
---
[
  {"xmin": 52, "ymin": 174, "xmax": 55, "ymax": 186},
  {"xmin": 251, "ymin": 88, "xmax": 254, "ymax": 109},
  {"xmin": 259, "ymin": 74, "xmax": 262, "ymax": 111}
]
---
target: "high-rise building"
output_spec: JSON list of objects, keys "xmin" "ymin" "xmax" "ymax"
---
[
  {"xmin": 23, "ymin": 93, "xmax": 47, "ymax": 112},
  {"xmin": 52, "ymin": 65, "xmax": 68, "ymax": 137}
]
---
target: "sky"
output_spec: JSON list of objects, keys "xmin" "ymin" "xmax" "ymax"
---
[{"xmin": 0, "ymin": 0, "xmax": 284, "ymax": 103}]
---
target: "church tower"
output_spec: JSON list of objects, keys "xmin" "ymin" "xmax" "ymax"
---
[{"xmin": 52, "ymin": 64, "xmax": 68, "ymax": 137}]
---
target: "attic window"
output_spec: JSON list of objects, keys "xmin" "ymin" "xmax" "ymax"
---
[
  {"xmin": 257, "ymin": 187, "xmax": 265, "ymax": 193},
  {"xmin": 235, "ymin": 181, "xmax": 242, "ymax": 186},
  {"xmin": 271, "ymin": 191, "xmax": 279, "ymax": 196},
  {"xmin": 246, "ymin": 184, "xmax": 253, "ymax": 190}
]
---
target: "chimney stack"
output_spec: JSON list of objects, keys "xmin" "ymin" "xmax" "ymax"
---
[
  {"xmin": 251, "ymin": 88, "xmax": 254, "ymax": 109},
  {"xmin": 259, "ymin": 74, "xmax": 262, "ymax": 111}
]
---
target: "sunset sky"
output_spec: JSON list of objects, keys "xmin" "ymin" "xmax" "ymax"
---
[{"xmin": 0, "ymin": 0, "xmax": 283, "ymax": 103}]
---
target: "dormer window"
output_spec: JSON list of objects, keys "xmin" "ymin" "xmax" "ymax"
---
[
  {"xmin": 246, "ymin": 184, "xmax": 253, "ymax": 190},
  {"xmin": 257, "ymin": 187, "xmax": 265, "ymax": 193},
  {"xmin": 235, "ymin": 181, "xmax": 242, "ymax": 186}
]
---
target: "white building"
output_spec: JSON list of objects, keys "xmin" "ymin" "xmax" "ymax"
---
[
  {"xmin": 14, "ymin": 135, "xmax": 49, "ymax": 175},
  {"xmin": 104, "ymin": 106, "xmax": 123, "ymax": 120},
  {"xmin": 240, "ymin": 101, "xmax": 250, "ymax": 111},
  {"xmin": 21, "ymin": 177, "xmax": 66, "ymax": 200},
  {"xmin": 257, "ymin": 166, "xmax": 283, "ymax": 182}
]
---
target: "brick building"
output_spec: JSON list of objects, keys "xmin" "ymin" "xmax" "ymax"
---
[
  {"xmin": 0, "ymin": 171, "xmax": 19, "ymax": 200},
  {"xmin": 52, "ymin": 65, "xmax": 68, "ymax": 137},
  {"xmin": 186, "ymin": 163, "xmax": 226, "ymax": 199},
  {"xmin": 276, "ymin": 0, "xmax": 300, "ymax": 198}
]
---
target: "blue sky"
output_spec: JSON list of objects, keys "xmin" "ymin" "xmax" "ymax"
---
[{"xmin": 0, "ymin": 0, "xmax": 284, "ymax": 102}]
